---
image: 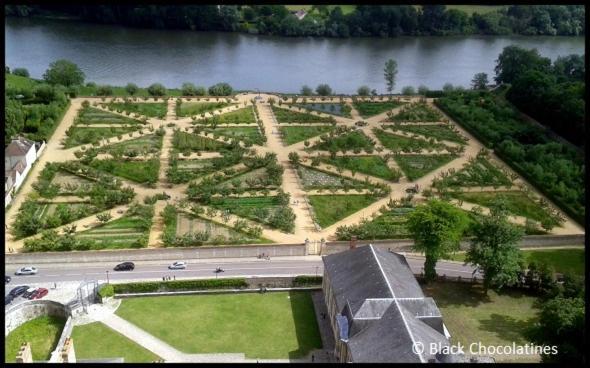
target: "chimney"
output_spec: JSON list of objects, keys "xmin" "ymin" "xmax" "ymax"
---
[{"xmin": 349, "ymin": 236, "xmax": 357, "ymax": 249}]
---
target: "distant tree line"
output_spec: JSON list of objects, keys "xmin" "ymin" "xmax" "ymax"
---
[{"xmin": 6, "ymin": 5, "xmax": 585, "ymax": 37}]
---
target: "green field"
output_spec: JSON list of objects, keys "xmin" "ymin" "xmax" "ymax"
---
[
  {"xmin": 278, "ymin": 125, "xmax": 334, "ymax": 145},
  {"xmin": 5, "ymin": 73, "xmax": 39, "ymax": 89},
  {"xmin": 201, "ymin": 107, "xmax": 256, "ymax": 125},
  {"xmin": 115, "ymin": 292, "xmax": 322, "ymax": 358},
  {"xmin": 422, "ymin": 281, "xmax": 539, "ymax": 363},
  {"xmin": 71, "ymin": 322, "xmax": 161, "ymax": 363},
  {"xmin": 393, "ymin": 154, "xmax": 456, "ymax": 181},
  {"xmin": 89, "ymin": 158, "xmax": 160, "ymax": 185},
  {"xmin": 106, "ymin": 102, "xmax": 167, "ymax": 118},
  {"xmin": 352, "ymin": 100, "xmax": 405, "ymax": 118},
  {"xmin": 64, "ymin": 126, "xmax": 139, "ymax": 148},
  {"xmin": 308, "ymin": 194, "xmax": 379, "ymax": 228},
  {"xmin": 320, "ymin": 155, "xmax": 401, "ymax": 182},
  {"xmin": 5, "ymin": 316, "xmax": 66, "ymax": 362},
  {"xmin": 178, "ymin": 101, "xmax": 233, "ymax": 117}
]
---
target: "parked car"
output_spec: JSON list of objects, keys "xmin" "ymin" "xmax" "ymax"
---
[
  {"xmin": 15, "ymin": 266, "xmax": 38, "ymax": 276},
  {"xmin": 5, "ymin": 294, "xmax": 14, "ymax": 306},
  {"xmin": 168, "ymin": 261, "xmax": 186, "ymax": 270},
  {"xmin": 22, "ymin": 287, "xmax": 39, "ymax": 299},
  {"xmin": 114, "ymin": 262, "xmax": 135, "ymax": 271},
  {"xmin": 5, "ymin": 275, "xmax": 11, "ymax": 284},
  {"xmin": 32, "ymin": 288, "xmax": 49, "ymax": 300},
  {"xmin": 9, "ymin": 285, "xmax": 29, "ymax": 297}
]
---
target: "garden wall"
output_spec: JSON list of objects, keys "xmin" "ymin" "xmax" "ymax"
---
[{"xmin": 5, "ymin": 300, "xmax": 71, "ymax": 336}]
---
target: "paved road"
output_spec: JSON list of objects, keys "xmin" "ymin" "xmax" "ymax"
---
[{"xmin": 5, "ymin": 255, "xmax": 480, "ymax": 286}]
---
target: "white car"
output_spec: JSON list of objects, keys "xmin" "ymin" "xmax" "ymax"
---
[
  {"xmin": 15, "ymin": 266, "xmax": 38, "ymax": 276},
  {"xmin": 168, "ymin": 261, "xmax": 187, "ymax": 270}
]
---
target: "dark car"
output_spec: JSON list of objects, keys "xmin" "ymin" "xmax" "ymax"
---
[
  {"xmin": 32, "ymin": 288, "xmax": 48, "ymax": 300},
  {"xmin": 5, "ymin": 294, "xmax": 14, "ymax": 306},
  {"xmin": 9, "ymin": 285, "xmax": 29, "ymax": 297},
  {"xmin": 22, "ymin": 287, "xmax": 38, "ymax": 299},
  {"xmin": 5, "ymin": 275, "xmax": 11, "ymax": 284},
  {"xmin": 114, "ymin": 262, "xmax": 135, "ymax": 271}
]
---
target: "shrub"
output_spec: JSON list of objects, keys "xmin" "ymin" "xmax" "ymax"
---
[
  {"xmin": 96, "ymin": 85, "xmax": 113, "ymax": 96},
  {"xmin": 208, "ymin": 82, "xmax": 233, "ymax": 96},
  {"xmin": 98, "ymin": 284, "xmax": 115, "ymax": 299},
  {"xmin": 13, "ymin": 67, "xmax": 29, "ymax": 77},
  {"xmin": 293, "ymin": 276, "xmax": 322, "ymax": 286},
  {"xmin": 316, "ymin": 84, "xmax": 332, "ymax": 96},
  {"xmin": 112, "ymin": 278, "xmax": 248, "ymax": 294},
  {"xmin": 147, "ymin": 83, "xmax": 167, "ymax": 96}
]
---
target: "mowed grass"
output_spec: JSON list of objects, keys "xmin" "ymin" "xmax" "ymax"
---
[
  {"xmin": 5, "ymin": 73, "xmax": 39, "ymax": 89},
  {"xmin": 447, "ymin": 248, "xmax": 585, "ymax": 277},
  {"xmin": 422, "ymin": 281, "xmax": 539, "ymax": 363},
  {"xmin": 115, "ymin": 292, "xmax": 322, "ymax": 359},
  {"xmin": 71, "ymin": 322, "xmax": 161, "ymax": 363},
  {"xmin": 308, "ymin": 194, "xmax": 379, "ymax": 228},
  {"xmin": 279, "ymin": 125, "xmax": 334, "ymax": 145},
  {"xmin": 107, "ymin": 102, "xmax": 167, "ymax": 118},
  {"xmin": 5, "ymin": 316, "xmax": 66, "ymax": 362},
  {"xmin": 393, "ymin": 154, "xmax": 456, "ymax": 181},
  {"xmin": 89, "ymin": 158, "xmax": 160, "ymax": 184},
  {"xmin": 321, "ymin": 155, "xmax": 401, "ymax": 181},
  {"xmin": 352, "ymin": 100, "xmax": 405, "ymax": 118},
  {"xmin": 178, "ymin": 101, "xmax": 233, "ymax": 117}
]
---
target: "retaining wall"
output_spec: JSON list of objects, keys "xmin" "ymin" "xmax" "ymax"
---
[
  {"xmin": 5, "ymin": 300, "xmax": 71, "ymax": 336},
  {"xmin": 6, "ymin": 234, "xmax": 584, "ymax": 264}
]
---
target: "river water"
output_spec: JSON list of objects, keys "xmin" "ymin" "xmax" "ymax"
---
[{"xmin": 5, "ymin": 17, "xmax": 585, "ymax": 93}]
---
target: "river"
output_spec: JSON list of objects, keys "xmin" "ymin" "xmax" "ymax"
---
[{"xmin": 5, "ymin": 17, "xmax": 585, "ymax": 93}]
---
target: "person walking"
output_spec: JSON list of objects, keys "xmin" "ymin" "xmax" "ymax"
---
[
  {"xmin": 311, "ymin": 354, "xmax": 315, "ymax": 362},
  {"xmin": 173, "ymin": 275, "xmax": 176, "ymax": 281}
]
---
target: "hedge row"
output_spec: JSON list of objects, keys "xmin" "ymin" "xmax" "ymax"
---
[
  {"xmin": 293, "ymin": 276, "xmax": 323, "ymax": 287},
  {"xmin": 112, "ymin": 278, "xmax": 248, "ymax": 294}
]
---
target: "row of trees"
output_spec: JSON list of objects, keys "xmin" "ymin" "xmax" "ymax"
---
[{"xmin": 7, "ymin": 5, "xmax": 584, "ymax": 37}]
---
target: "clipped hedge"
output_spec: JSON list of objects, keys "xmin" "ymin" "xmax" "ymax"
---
[
  {"xmin": 293, "ymin": 276, "xmax": 323, "ymax": 287},
  {"xmin": 98, "ymin": 283, "xmax": 115, "ymax": 298},
  {"xmin": 112, "ymin": 278, "xmax": 248, "ymax": 294},
  {"xmin": 425, "ymin": 90, "xmax": 445, "ymax": 98}
]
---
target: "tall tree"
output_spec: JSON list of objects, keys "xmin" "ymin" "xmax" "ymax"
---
[
  {"xmin": 471, "ymin": 72, "xmax": 489, "ymax": 90},
  {"xmin": 383, "ymin": 59, "xmax": 398, "ymax": 94},
  {"xmin": 407, "ymin": 199, "xmax": 469, "ymax": 282},
  {"xmin": 465, "ymin": 200, "xmax": 524, "ymax": 292},
  {"xmin": 43, "ymin": 59, "xmax": 85, "ymax": 87},
  {"xmin": 494, "ymin": 45, "xmax": 551, "ymax": 84}
]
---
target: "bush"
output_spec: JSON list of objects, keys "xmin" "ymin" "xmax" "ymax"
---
[
  {"xmin": 147, "ymin": 83, "xmax": 167, "ymax": 96},
  {"xmin": 181, "ymin": 82, "xmax": 198, "ymax": 96},
  {"xmin": 293, "ymin": 276, "xmax": 322, "ymax": 286},
  {"xmin": 96, "ymin": 85, "xmax": 113, "ymax": 96},
  {"xmin": 98, "ymin": 283, "xmax": 115, "ymax": 299},
  {"xmin": 125, "ymin": 83, "xmax": 138, "ymax": 96},
  {"xmin": 208, "ymin": 82, "xmax": 233, "ymax": 96},
  {"xmin": 315, "ymin": 84, "xmax": 332, "ymax": 96},
  {"xmin": 112, "ymin": 278, "xmax": 248, "ymax": 294},
  {"xmin": 13, "ymin": 67, "xmax": 29, "ymax": 77}
]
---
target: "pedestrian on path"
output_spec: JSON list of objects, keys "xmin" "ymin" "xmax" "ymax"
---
[
  {"xmin": 162, "ymin": 276, "xmax": 165, "ymax": 282},
  {"xmin": 311, "ymin": 354, "xmax": 315, "ymax": 362},
  {"xmin": 173, "ymin": 275, "xmax": 176, "ymax": 281}
]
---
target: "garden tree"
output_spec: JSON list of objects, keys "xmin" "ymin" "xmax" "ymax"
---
[
  {"xmin": 147, "ymin": 83, "xmax": 167, "ymax": 96},
  {"xmin": 125, "ymin": 83, "xmax": 138, "ymax": 95},
  {"xmin": 288, "ymin": 152, "xmax": 300, "ymax": 166},
  {"xmin": 12, "ymin": 67, "xmax": 29, "ymax": 77},
  {"xmin": 420, "ymin": 5, "xmax": 447, "ymax": 34},
  {"xmin": 531, "ymin": 296, "xmax": 585, "ymax": 364},
  {"xmin": 181, "ymin": 82, "xmax": 199, "ymax": 96},
  {"xmin": 471, "ymin": 72, "xmax": 489, "ymax": 90},
  {"xmin": 208, "ymin": 82, "xmax": 233, "ymax": 96},
  {"xmin": 43, "ymin": 59, "xmax": 85, "ymax": 86},
  {"xmin": 442, "ymin": 83, "xmax": 454, "ymax": 92},
  {"xmin": 401, "ymin": 86, "xmax": 415, "ymax": 95},
  {"xmin": 383, "ymin": 59, "xmax": 398, "ymax": 93},
  {"xmin": 417, "ymin": 85, "xmax": 429, "ymax": 95},
  {"xmin": 300, "ymin": 85, "xmax": 313, "ymax": 96},
  {"xmin": 552, "ymin": 54, "xmax": 585, "ymax": 82},
  {"xmin": 465, "ymin": 200, "xmax": 524, "ymax": 292},
  {"xmin": 315, "ymin": 84, "xmax": 332, "ymax": 96},
  {"xmin": 357, "ymin": 85, "xmax": 371, "ymax": 96},
  {"xmin": 96, "ymin": 212, "xmax": 112, "ymax": 224},
  {"xmin": 494, "ymin": 45, "xmax": 551, "ymax": 84},
  {"xmin": 407, "ymin": 199, "xmax": 469, "ymax": 282},
  {"xmin": 96, "ymin": 85, "xmax": 113, "ymax": 96}
]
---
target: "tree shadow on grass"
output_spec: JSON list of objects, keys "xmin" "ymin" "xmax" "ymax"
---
[
  {"xmin": 287, "ymin": 291, "xmax": 323, "ymax": 361},
  {"xmin": 421, "ymin": 281, "xmax": 491, "ymax": 308},
  {"xmin": 478, "ymin": 313, "xmax": 538, "ymax": 345}
]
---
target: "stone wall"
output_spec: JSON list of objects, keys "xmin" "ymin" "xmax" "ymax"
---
[{"xmin": 5, "ymin": 300, "xmax": 70, "ymax": 336}]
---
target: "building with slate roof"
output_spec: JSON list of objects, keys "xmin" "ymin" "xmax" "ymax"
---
[
  {"xmin": 322, "ymin": 244, "xmax": 459, "ymax": 363},
  {"xmin": 4, "ymin": 136, "xmax": 43, "ymax": 207}
]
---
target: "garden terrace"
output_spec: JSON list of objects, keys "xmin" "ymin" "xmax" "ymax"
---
[
  {"xmin": 446, "ymin": 190, "xmax": 563, "ymax": 228},
  {"xmin": 393, "ymin": 154, "xmax": 457, "ymax": 181},
  {"xmin": 293, "ymin": 102, "xmax": 352, "ymax": 117},
  {"xmin": 114, "ymin": 291, "xmax": 322, "ymax": 359},
  {"xmin": 76, "ymin": 106, "xmax": 142, "ymax": 125},
  {"xmin": 63, "ymin": 126, "xmax": 139, "ymax": 148},
  {"xmin": 388, "ymin": 101, "xmax": 443, "ymax": 122},
  {"xmin": 352, "ymin": 100, "xmax": 405, "ymax": 118},
  {"xmin": 278, "ymin": 125, "xmax": 334, "ymax": 145},
  {"xmin": 308, "ymin": 194, "xmax": 382, "ymax": 228},
  {"xmin": 104, "ymin": 101, "xmax": 167, "ymax": 118},
  {"xmin": 336, "ymin": 205, "xmax": 415, "ymax": 240},
  {"xmin": 436, "ymin": 90, "xmax": 585, "ymax": 224},
  {"xmin": 172, "ymin": 130, "xmax": 228, "ymax": 153},
  {"xmin": 167, "ymin": 151, "xmax": 245, "ymax": 184},
  {"xmin": 71, "ymin": 322, "xmax": 162, "ymax": 363},
  {"xmin": 320, "ymin": 155, "xmax": 402, "ymax": 182},
  {"xmin": 176, "ymin": 101, "xmax": 234, "ymax": 117},
  {"xmin": 96, "ymin": 134, "xmax": 163, "ymax": 157},
  {"xmin": 296, "ymin": 165, "xmax": 375, "ymax": 190},
  {"xmin": 5, "ymin": 316, "xmax": 66, "ymax": 363},
  {"xmin": 88, "ymin": 158, "xmax": 160, "ymax": 185},
  {"xmin": 197, "ymin": 106, "xmax": 256, "ymax": 125},
  {"xmin": 202, "ymin": 126, "xmax": 265, "ymax": 146},
  {"xmin": 434, "ymin": 155, "xmax": 513, "ymax": 188},
  {"xmin": 271, "ymin": 105, "xmax": 335, "ymax": 124},
  {"xmin": 383, "ymin": 124, "xmax": 468, "ymax": 144},
  {"xmin": 373, "ymin": 128, "xmax": 449, "ymax": 152},
  {"xmin": 310, "ymin": 130, "xmax": 375, "ymax": 153}
]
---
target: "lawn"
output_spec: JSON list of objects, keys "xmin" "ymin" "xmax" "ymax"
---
[
  {"xmin": 445, "ymin": 248, "xmax": 585, "ymax": 277},
  {"xmin": 106, "ymin": 102, "xmax": 167, "ymax": 118},
  {"xmin": 393, "ymin": 154, "xmax": 456, "ymax": 181},
  {"xmin": 89, "ymin": 158, "xmax": 160, "ymax": 185},
  {"xmin": 385, "ymin": 124, "xmax": 467, "ymax": 144},
  {"xmin": 177, "ymin": 101, "xmax": 233, "ymax": 117},
  {"xmin": 374, "ymin": 128, "xmax": 447, "ymax": 152},
  {"xmin": 279, "ymin": 125, "xmax": 334, "ymax": 145},
  {"xmin": 321, "ymin": 155, "xmax": 401, "ymax": 181},
  {"xmin": 5, "ymin": 73, "xmax": 39, "ymax": 89},
  {"xmin": 352, "ymin": 100, "xmax": 405, "ymax": 118},
  {"xmin": 200, "ymin": 107, "xmax": 256, "ymax": 125},
  {"xmin": 447, "ymin": 191, "xmax": 560, "ymax": 226},
  {"xmin": 71, "ymin": 322, "xmax": 161, "ymax": 363},
  {"xmin": 308, "ymin": 194, "xmax": 379, "ymax": 228},
  {"xmin": 63, "ymin": 126, "xmax": 139, "ymax": 148},
  {"xmin": 76, "ymin": 107, "xmax": 141, "ymax": 125},
  {"xmin": 173, "ymin": 131, "xmax": 227, "ymax": 152},
  {"xmin": 115, "ymin": 291, "xmax": 322, "ymax": 359},
  {"xmin": 5, "ymin": 316, "xmax": 66, "ymax": 362},
  {"xmin": 272, "ymin": 106, "xmax": 335, "ymax": 124}
]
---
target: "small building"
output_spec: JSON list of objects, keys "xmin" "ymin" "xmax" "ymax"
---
[
  {"xmin": 322, "ymin": 244, "xmax": 458, "ymax": 363},
  {"xmin": 4, "ymin": 136, "xmax": 42, "ymax": 207}
]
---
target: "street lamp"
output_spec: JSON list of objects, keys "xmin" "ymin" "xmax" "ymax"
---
[
  {"xmin": 315, "ymin": 266, "xmax": 319, "ymax": 277},
  {"xmin": 106, "ymin": 270, "xmax": 110, "ymax": 284}
]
